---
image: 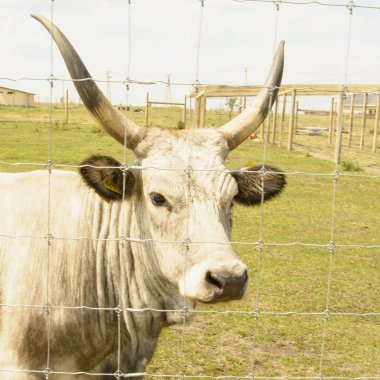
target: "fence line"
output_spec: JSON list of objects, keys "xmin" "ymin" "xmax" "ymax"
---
[
  {"xmin": 0, "ymin": 0, "xmax": 379, "ymax": 378},
  {"xmin": 231, "ymin": 0, "xmax": 380, "ymax": 11}
]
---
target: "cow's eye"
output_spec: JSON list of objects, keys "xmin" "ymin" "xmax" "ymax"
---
[{"xmin": 150, "ymin": 192, "xmax": 167, "ymax": 207}]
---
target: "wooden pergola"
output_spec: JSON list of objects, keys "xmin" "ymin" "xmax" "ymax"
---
[{"xmin": 188, "ymin": 84, "xmax": 380, "ymax": 158}]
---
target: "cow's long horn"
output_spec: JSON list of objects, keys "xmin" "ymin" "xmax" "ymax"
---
[
  {"xmin": 219, "ymin": 41, "xmax": 284, "ymax": 151},
  {"xmin": 32, "ymin": 14, "xmax": 145, "ymax": 150}
]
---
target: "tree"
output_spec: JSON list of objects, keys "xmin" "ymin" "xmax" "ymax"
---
[{"xmin": 226, "ymin": 97, "xmax": 238, "ymax": 119}]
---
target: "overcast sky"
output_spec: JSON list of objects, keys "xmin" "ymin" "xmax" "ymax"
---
[{"xmin": 1, "ymin": 0, "xmax": 380, "ymax": 108}]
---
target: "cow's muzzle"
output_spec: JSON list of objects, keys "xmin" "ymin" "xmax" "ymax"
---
[
  {"xmin": 205, "ymin": 268, "xmax": 248, "ymax": 301},
  {"xmin": 179, "ymin": 259, "xmax": 249, "ymax": 303},
  {"xmin": 204, "ymin": 267, "xmax": 248, "ymax": 303}
]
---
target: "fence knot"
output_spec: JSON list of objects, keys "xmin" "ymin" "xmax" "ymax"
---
[
  {"xmin": 184, "ymin": 238, "xmax": 191, "ymax": 249},
  {"xmin": 45, "ymin": 234, "xmax": 54, "ymax": 246},
  {"xmin": 341, "ymin": 86, "xmax": 348, "ymax": 99},
  {"xmin": 114, "ymin": 369, "xmax": 124, "ymax": 379},
  {"xmin": 332, "ymin": 170, "xmax": 340, "ymax": 183},
  {"xmin": 44, "ymin": 303, "xmax": 51, "ymax": 315},
  {"xmin": 257, "ymin": 240, "xmax": 264, "ymax": 252},
  {"xmin": 46, "ymin": 160, "xmax": 54, "ymax": 173},
  {"xmin": 44, "ymin": 367, "xmax": 52, "ymax": 379},
  {"xmin": 192, "ymin": 80, "xmax": 201, "ymax": 93},
  {"xmin": 258, "ymin": 166, "xmax": 268, "ymax": 177},
  {"xmin": 119, "ymin": 236, "xmax": 127, "ymax": 249},
  {"xmin": 46, "ymin": 74, "xmax": 56, "ymax": 87},
  {"xmin": 252, "ymin": 310, "xmax": 260, "ymax": 320},
  {"xmin": 347, "ymin": 1, "xmax": 355, "ymax": 14},
  {"xmin": 121, "ymin": 163, "xmax": 130, "ymax": 173},
  {"xmin": 123, "ymin": 77, "xmax": 131, "ymax": 91},
  {"xmin": 268, "ymin": 83, "xmax": 278, "ymax": 97},
  {"xmin": 180, "ymin": 306, "xmax": 189, "ymax": 321}
]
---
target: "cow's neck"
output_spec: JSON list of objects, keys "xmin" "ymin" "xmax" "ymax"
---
[{"xmin": 88, "ymin": 194, "xmax": 171, "ymax": 373}]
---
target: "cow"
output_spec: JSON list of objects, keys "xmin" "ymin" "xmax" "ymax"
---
[{"xmin": 0, "ymin": 14, "xmax": 285, "ymax": 380}]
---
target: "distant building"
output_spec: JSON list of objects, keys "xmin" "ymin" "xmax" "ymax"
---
[
  {"xmin": 0, "ymin": 86, "xmax": 35, "ymax": 107},
  {"xmin": 344, "ymin": 93, "xmax": 378, "ymax": 116}
]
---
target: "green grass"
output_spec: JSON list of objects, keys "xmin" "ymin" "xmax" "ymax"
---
[
  {"xmin": 278, "ymin": 112, "xmax": 379, "ymax": 172},
  {"xmin": 340, "ymin": 159, "xmax": 361, "ymax": 172},
  {"xmin": 0, "ymin": 103, "xmax": 379, "ymax": 377}
]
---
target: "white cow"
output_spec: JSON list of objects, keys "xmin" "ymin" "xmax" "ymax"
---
[{"xmin": 0, "ymin": 14, "xmax": 285, "ymax": 379}]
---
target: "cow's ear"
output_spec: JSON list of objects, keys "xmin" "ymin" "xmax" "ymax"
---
[
  {"xmin": 79, "ymin": 155, "xmax": 135, "ymax": 201},
  {"xmin": 231, "ymin": 165, "xmax": 286, "ymax": 206}
]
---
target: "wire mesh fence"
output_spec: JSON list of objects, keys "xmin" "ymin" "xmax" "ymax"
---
[{"xmin": 0, "ymin": 0, "xmax": 379, "ymax": 379}]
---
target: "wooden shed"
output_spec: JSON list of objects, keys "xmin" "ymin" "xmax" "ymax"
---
[{"xmin": 0, "ymin": 86, "xmax": 35, "ymax": 107}]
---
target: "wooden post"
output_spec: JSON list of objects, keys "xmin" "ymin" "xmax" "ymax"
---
[
  {"xmin": 359, "ymin": 92, "xmax": 368, "ymax": 150},
  {"xmin": 287, "ymin": 90, "xmax": 297, "ymax": 151},
  {"xmin": 271, "ymin": 100, "xmax": 279, "ymax": 145},
  {"xmin": 145, "ymin": 92, "xmax": 150, "ymax": 127},
  {"xmin": 348, "ymin": 93, "xmax": 355, "ymax": 148},
  {"xmin": 328, "ymin": 98, "xmax": 336, "ymax": 147},
  {"xmin": 64, "ymin": 90, "xmax": 69, "ymax": 124},
  {"xmin": 182, "ymin": 95, "xmax": 187, "ymax": 128},
  {"xmin": 243, "ymin": 96, "xmax": 247, "ymax": 110},
  {"xmin": 334, "ymin": 92, "xmax": 345, "ymax": 164},
  {"xmin": 373, "ymin": 91, "xmax": 380, "ymax": 153},
  {"xmin": 265, "ymin": 111, "xmax": 272, "ymax": 143},
  {"xmin": 193, "ymin": 91, "xmax": 206, "ymax": 128},
  {"xmin": 295, "ymin": 101, "xmax": 299, "ymax": 133},
  {"xmin": 259, "ymin": 122, "xmax": 265, "ymax": 140},
  {"xmin": 199, "ymin": 94, "xmax": 207, "ymax": 128},
  {"xmin": 278, "ymin": 93, "xmax": 287, "ymax": 148},
  {"xmin": 193, "ymin": 95, "xmax": 200, "ymax": 128}
]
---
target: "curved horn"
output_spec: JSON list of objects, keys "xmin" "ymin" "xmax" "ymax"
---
[
  {"xmin": 32, "ymin": 14, "xmax": 145, "ymax": 150},
  {"xmin": 219, "ymin": 41, "xmax": 285, "ymax": 151}
]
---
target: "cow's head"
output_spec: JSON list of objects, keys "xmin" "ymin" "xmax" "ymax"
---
[{"xmin": 33, "ymin": 14, "xmax": 285, "ymax": 311}]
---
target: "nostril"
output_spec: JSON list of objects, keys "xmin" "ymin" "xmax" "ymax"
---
[
  {"xmin": 205, "ymin": 271, "xmax": 224, "ymax": 289},
  {"xmin": 242, "ymin": 269, "xmax": 248, "ymax": 284}
]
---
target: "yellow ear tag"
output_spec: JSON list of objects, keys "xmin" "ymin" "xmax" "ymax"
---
[{"xmin": 103, "ymin": 177, "xmax": 123, "ymax": 195}]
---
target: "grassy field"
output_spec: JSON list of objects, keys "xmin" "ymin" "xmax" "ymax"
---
[
  {"xmin": 0, "ymin": 104, "xmax": 379, "ymax": 377},
  {"xmin": 203, "ymin": 107, "xmax": 380, "ymax": 173}
]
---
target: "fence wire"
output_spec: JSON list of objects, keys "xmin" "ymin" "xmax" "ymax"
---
[{"xmin": 0, "ymin": 0, "xmax": 379, "ymax": 379}]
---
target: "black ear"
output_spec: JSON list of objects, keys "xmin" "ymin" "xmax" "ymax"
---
[
  {"xmin": 232, "ymin": 165, "xmax": 286, "ymax": 206},
  {"xmin": 79, "ymin": 155, "xmax": 135, "ymax": 201}
]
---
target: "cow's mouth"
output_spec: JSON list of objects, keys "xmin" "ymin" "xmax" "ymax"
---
[{"xmin": 197, "ymin": 282, "xmax": 247, "ymax": 304}]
